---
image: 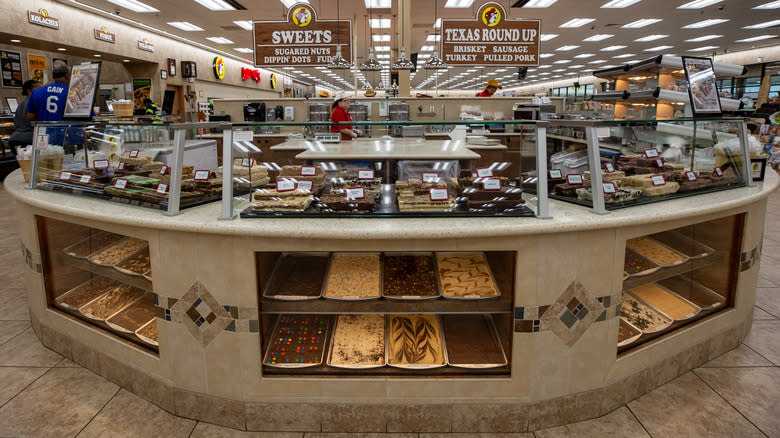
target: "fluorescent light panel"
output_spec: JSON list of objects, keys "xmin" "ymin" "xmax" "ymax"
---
[
  {"xmin": 556, "ymin": 45, "xmax": 580, "ymax": 51},
  {"xmin": 426, "ymin": 34, "xmax": 441, "ymax": 41},
  {"xmin": 754, "ymin": 0, "xmax": 780, "ymax": 8},
  {"xmin": 167, "ymin": 22, "xmax": 204, "ymax": 31},
  {"xmin": 644, "ymin": 45, "xmax": 674, "ymax": 51},
  {"xmin": 206, "ymin": 37, "xmax": 233, "ymax": 44},
  {"xmin": 434, "ymin": 18, "xmax": 441, "ymax": 28},
  {"xmin": 677, "ymin": 0, "xmax": 722, "ymax": 8},
  {"xmin": 364, "ymin": 0, "xmax": 391, "ymax": 7},
  {"xmin": 601, "ymin": 45, "xmax": 627, "ymax": 51},
  {"xmin": 683, "ymin": 19, "xmax": 729, "ymax": 28},
  {"xmin": 420, "ymin": 45, "xmax": 435, "ymax": 51},
  {"xmin": 622, "ymin": 18, "xmax": 662, "ymax": 28},
  {"xmin": 522, "ymin": 0, "xmax": 559, "ymax": 7},
  {"xmin": 373, "ymin": 34, "xmax": 391, "ymax": 42},
  {"xmin": 735, "ymin": 35, "xmax": 777, "ymax": 42},
  {"xmin": 539, "ymin": 53, "xmax": 555, "ymax": 58},
  {"xmin": 193, "ymin": 0, "xmax": 235, "ymax": 10},
  {"xmin": 685, "ymin": 34, "xmax": 722, "ymax": 42},
  {"xmin": 540, "ymin": 34, "xmax": 558, "ymax": 41},
  {"xmin": 574, "ymin": 53, "xmax": 595, "ymax": 58},
  {"xmin": 105, "ymin": 0, "xmax": 159, "ymax": 12},
  {"xmin": 613, "ymin": 53, "xmax": 635, "ymax": 58},
  {"xmin": 601, "ymin": 0, "xmax": 641, "ymax": 7},
  {"xmin": 281, "ymin": 0, "xmax": 308, "ymax": 7},
  {"xmin": 743, "ymin": 20, "xmax": 780, "ymax": 29},
  {"xmin": 233, "ymin": 20, "xmax": 252, "ymax": 30},
  {"xmin": 583, "ymin": 34, "xmax": 613, "ymax": 41},
  {"xmin": 444, "ymin": 0, "xmax": 475, "ymax": 7},
  {"xmin": 635, "ymin": 34, "xmax": 668, "ymax": 42},
  {"xmin": 690, "ymin": 45, "xmax": 719, "ymax": 51},
  {"xmin": 560, "ymin": 18, "xmax": 596, "ymax": 28},
  {"xmin": 369, "ymin": 18, "xmax": 391, "ymax": 28}
]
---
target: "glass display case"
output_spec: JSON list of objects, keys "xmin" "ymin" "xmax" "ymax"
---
[
  {"xmin": 256, "ymin": 250, "xmax": 515, "ymax": 377},
  {"xmin": 220, "ymin": 120, "xmax": 549, "ymax": 219},
  {"xmin": 546, "ymin": 118, "xmax": 752, "ymax": 213}
]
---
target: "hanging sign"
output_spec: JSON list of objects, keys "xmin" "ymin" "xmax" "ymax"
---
[
  {"xmin": 253, "ymin": 3, "xmax": 352, "ymax": 67},
  {"xmin": 28, "ymin": 9, "xmax": 59, "ymax": 29},
  {"xmin": 138, "ymin": 39, "xmax": 154, "ymax": 53},
  {"xmin": 441, "ymin": 2, "xmax": 540, "ymax": 67},
  {"xmin": 94, "ymin": 27, "xmax": 116, "ymax": 44}
]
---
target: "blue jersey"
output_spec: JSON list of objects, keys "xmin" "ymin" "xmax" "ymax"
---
[{"xmin": 27, "ymin": 82, "xmax": 69, "ymax": 122}]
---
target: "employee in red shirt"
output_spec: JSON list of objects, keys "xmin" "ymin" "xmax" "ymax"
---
[
  {"xmin": 477, "ymin": 79, "xmax": 502, "ymax": 97},
  {"xmin": 330, "ymin": 91, "xmax": 362, "ymax": 140}
]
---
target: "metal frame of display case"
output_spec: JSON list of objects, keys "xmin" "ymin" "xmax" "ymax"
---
[
  {"xmin": 547, "ymin": 117, "xmax": 753, "ymax": 215},
  {"xmin": 220, "ymin": 120, "xmax": 550, "ymax": 220}
]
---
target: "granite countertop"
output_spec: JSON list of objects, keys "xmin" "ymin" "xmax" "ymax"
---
[{"xmin": 5, "ymin": 170, "xmax": 778, "ymax": 240}]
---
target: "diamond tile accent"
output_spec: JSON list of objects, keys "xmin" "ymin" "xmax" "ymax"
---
[
  {"xmin": 170, "ymin": 281, "xmax": 232, "ymax": 347},
  {"xmin": 540, "ymin": 280, "xmax": 603, "ymax": 346}
]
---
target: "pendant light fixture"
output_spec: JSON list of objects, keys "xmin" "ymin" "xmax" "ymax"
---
[
  {"xmin": 328, "ymin": 0, "xmax": 352, "ymax": 69},
  {"xmin": 359, "ymin": 6, "xmax": 383, "ymax": 71},
  {"xmin": 391, "ymin": 10, "xmax": 414, "ymax": 70},
  {"xmin": 424, "ymin": 0, "xmax": 448, "ymax": 70}
]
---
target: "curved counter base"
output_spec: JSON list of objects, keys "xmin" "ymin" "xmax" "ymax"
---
[{"xmin": 6, "ymin": 169, "xmax": 777, "ymax": 433}]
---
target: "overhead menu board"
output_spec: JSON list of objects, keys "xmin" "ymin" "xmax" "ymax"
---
[
  {"xmin": 253, "ymin": 2, "xmax": 351, "ymax": 67},
  {"xmin": 441, "ymin": 2, "xmax": 540, "ymax": 67}
]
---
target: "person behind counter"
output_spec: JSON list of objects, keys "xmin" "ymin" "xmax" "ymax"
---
[
  {"xmin": 476, "ymin": 79, "xmax": 502, "ymax": 97},
  {"xmin": 8, "ymin": 80, "xmax": 41, "ymax": 149},
  {"xmin": 330, "ymin": 91, "xmax": 362, "ymax": 140},
  {"xmin": 143, "ymin": 98, "xmax": 163, "ymax": 123}
]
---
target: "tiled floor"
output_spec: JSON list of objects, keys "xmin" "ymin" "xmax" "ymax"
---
[{"xmin": 1, "ymin": 184, "xmax": 780, "ymax": 438}]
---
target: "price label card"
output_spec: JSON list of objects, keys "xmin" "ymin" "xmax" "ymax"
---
[
  {"xmin": 651, "ymin": 175, "xmax": 666, "ymax": 186},
  {"xmin": 483, "ymin": 177, "xmax": 502, "ymax": 191},
  {"xmin": 233, "ymin": 130, "xmax": 253, "ymax": 142},
  {"xmin": 429, "ymin": 187, "xmax": 449, "ymax": 201},
  {"xmin": 159, "ymin": 165, "xmax": 169, "ymax": 175},
  {"xmin": 476, "ymin": 167, "xmax": 494, "ymax": 177},
  {"xmin": 714, "ymin": 167, "xmax": 723, "ymax": 176},
  {"xmin": 194, "ymin": 170, "xmax": 210, "ymax": 181},
  {"xmin": 79, "ymin": 175, "xmax": 92, "ymax": 183},
  {"xmin": 686, "ymin": 171, "xmax": 697, "ymax": 182},
  {"xmin": 93, "ymin": 159, "xmax": 109, "ymax": 169},
  {"xmin": 300, "ymin": 166, "xmax": 317, "ymax": 176},
  {"xmin": 567, "ymin": 174, "xmax": 584, "ymax": 185},
  {"xmin": 297, "ymin": 180, "xmax": 313, "ymax": 192},
  {"xmin": 276, "ymin": 179, "xmax": 296, "ymax": 192},
  {"xmin": 357, "ymin": 169, "xmax": 375, "ymax": 180},
  {"xmin": 114, "ymin": 178, "xmax": 128, "ymax": 190},
  {"xmin": 118, "ymin": 162, "xmax": 126, "ymax": 170},
  {"xmin": 422, "ymin": 172, "xmax": 440, "ymax": 183},
  {"xmin": 603, "ymin": 182, "xmax": 617, "ymax": 194},
  {"xmin": 156, "ymin": 183, "xmax": 169, "ymax": 194},
  {"xmin": 36, "ymin": 134, "xmax": 49, "ymax": 150},
  {"xmin": 129, "ymin": 149, "xmax": 140, "ymax": 158},
  {"xmin": 472, "ymin": 171, "xmax": 478, "ymax": 178},
  {"xmin": 241, "ymin": 158, "xmax": 255, "ymax": 168},
  {"xmin": 345, "ymin": 187, "xmax": 365, "ymax": 199},
  {"xmin": 604, "ymin": 162, "xmax": 615, "ymax": 173},
  {"xmin": 643, "ymin": 148, "xmax": 660, "ymax": 158},
  {"xmin": 59, "ymin": 171, "xmax": 71, "ymax": 180},
  {"xmin": 549, "ymin": 169, "xmax": 563, "ymax": 179},
  {"xmin": 655, "ymin": 158, "xmax": 664, "ymax": 168}
]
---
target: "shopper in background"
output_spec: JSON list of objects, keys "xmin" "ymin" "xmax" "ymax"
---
[
  {"xmin": 26, "ymin": 61, "xmax": 70, "ymax": 148},
  {"xmin": 330, "ymin": 91, "xmax": 362, "ymax": 140},
  {"xmin": 143, "ymin": 98, "xmax": 163, "ymax": 123},
  {"xmin": 477, "ymin": 79, "xmax": 502, "ymax": 97},
  {"xmin": 8, "ymin": 79, "xmax": 41, "ymax": 149}
]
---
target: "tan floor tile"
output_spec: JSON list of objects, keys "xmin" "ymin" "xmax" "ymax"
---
[
  {"xmin": 695, "ymin": 367, "xmax": 780, "ymax": 438},
  {"xmin": 755, "ymin": 288, "xmax": 780, "ymax": 319},
  {"xmin": 0, "ymin": 320, "xmax": 30, "ymax": 345},
  {"xmin": 757, "ymin": 276, "xmax": 778, "ymax": 288},
  {"xmin": 77, "ymin": 389, "xmax": 195, "ymax": 438},
  {"xmin": 304, "ymin": 434, "xmax": 417, "ymax": 438},
  {"xmin": 0, "ymin": 287, "xmax": 29, "ymax": 321},
  {"xmin": 421, "ymin": 434, "xmax": 532, "ymax": 438},
  {"xmin": 0, "ymin": 366, "xmax": 48, "ymax": 406},
  {"xmin": 699, "ymin": 344, "xmax": 774, "ymax": 368},
  {"xmin": 0, "ymin": 367, "xmax": 118, "ymax": 438},
  {"xmin": 743, "ymin": 320, "xmax": 780, "ymax": 365},
  {"xmin": 533, "ymin": 407, "xmax": 649, "ymax": 438},
  {"xmin": 191, "ymin": 422, "xmax": 303, "ymax": 437},
  {"xmin": 0, "ymin": 327, "xmax": 62, "ymax": 367},
  {"xmin": 627, "ymin": 372, "xmax": 764, "ymax": 438},
  {"xmin": 753, "ymin": 306, "xmax": 778, "ymax": 320},
  {"xmin": 55, "ymin": 358, "xmax": 82, "ymax": 367}
]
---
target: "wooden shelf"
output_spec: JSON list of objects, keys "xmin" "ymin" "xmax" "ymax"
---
[{"xmin": 262, "ymin": 364, "xmax": 510, "ymax": 377}]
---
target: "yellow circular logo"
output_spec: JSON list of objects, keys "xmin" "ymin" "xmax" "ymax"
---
[
  {"xmin": 270, "ymin": 73, "xmax": 278, "ymax": 89},
  {"xmin": 213, "ymin": 57, "xmax": 225, "ymax": 80},
  {"xmin": 41, "ymin": 9, "xmax": 49, "ymax": 18},
  {"xmin": 292, "ymin": 6, "xmax": 312, "ymax": 27},
  {"xmin": 481, "ymin": 7, "xmax": 501, "ymax": 27}
]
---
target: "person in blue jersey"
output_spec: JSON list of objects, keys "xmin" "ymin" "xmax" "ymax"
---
[{"xmin": 26, "ymin": 61, "xmax": 70, "ymax": 146}]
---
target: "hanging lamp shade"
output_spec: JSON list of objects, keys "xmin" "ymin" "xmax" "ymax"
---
[
  {"xmin": 359, "ymin": 48, "xmax": 383, "ymax": 71},
  {"xmin": 391, "ymin": 46, "xmax": 415, "ymax": 70},
  {"xmin": 423, "ymin": 51, "xmax": 448, "ymax": 70},
  {"xmin": 328, "ymin": 44, "xmax": 352, "ymax": 69}
]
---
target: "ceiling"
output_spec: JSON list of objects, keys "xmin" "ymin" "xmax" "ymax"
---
[{"xmin": 57, "ymin": 0, "xmax": 780, "ymax": 91}]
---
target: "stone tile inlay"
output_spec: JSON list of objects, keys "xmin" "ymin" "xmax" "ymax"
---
[
  {"xmin": 539, "ymin": 281, "xmax": 604, "ymax": 346},
  {"xmin": 514, "ymin": 293, "xmax": 617, "ymax": 336},
  {"xmin": 169, "ymin": 282, "xmax": 232, "ymax": 347},
  {"xmin": 741, "ymin": 242, "xmax": 762, "ymax": 272}
]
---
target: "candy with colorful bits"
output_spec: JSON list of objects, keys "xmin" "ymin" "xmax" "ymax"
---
[
  {"xmin": 624, "ymin": 249, "xmax": 659, "ymax": 276},
  {"xmin": 264, "ymin": 314, "xmax": 329, "ymax": 367}
]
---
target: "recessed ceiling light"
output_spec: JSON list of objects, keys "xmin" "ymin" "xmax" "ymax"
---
[
  {"xmin": 94, "ymin": 54, "xmax": 102, "ymax": 57},
  {"xmin": 168, "ymin": 22, "xmax": 204, "ymax": 31},
  {"xmin": 206, "ymin": 37, "xmax": 234, "ymax": 44},
  {"xmin": 644, "ymin": 45, "xmax": 674, "ymax": 51},
  {"xmin": 601, "ymin": 45, "xmax": 627, "ymax": 51},
  {"xmin": 613, "ymin": 53, "xmax": 636, "ymax": 58},
  {"xmin": 574, "ymin": 53, "xmax": 595, "ymax": 58},
  {"xmin": 365, "ymin": 0, "xmax": 391, "ymax": 7},
  {"xmin": 599, "ymin": 65, "xmax": 618, "ymax": 68},
  {"xmin": 540, "ymin": 34, "xmax": 559, "ymax": 41},
  {"xmin": 420, "ymin": 45, "xmax": 435, "ymax": 51},
  {"xmin": 622, "ymin": 18, "xmax": 662, "ymax": 28},
  {"xmin": 556, "ymin": 45, "xmax": 580, "ymax": 51},
  {"xmin": 601, "ymin": 0, "xmax": 641, "ymax": 7},
  {"xmin": 685, "ymin": 34, "xmax": 722, "ymax": 42},
  {"xmin": 235, "ymin": 48, "xmax": 254, "ymax": 53},
  {"xmin": 10, "ymin": 39, "xmax": 20, "ymax": 43},
  {"xmin": 690, "ymin": 45, "xmax": 719, "ymax": 51},
  {"xmin": 568, "ymin": 65, "xmax": 585, "ymax": 68},
  {"xmin": 754, "ymin": 0, "xmax": 780, "ymax": 8},
  {"xmin": 105, "ymin": 0, "xmax": 159, "ymax": 13},
  {"xmin": 444, "ymin": 0, "xmax": 475, "ymax": 7},
  {"xmin": 522, "ymin": 0, "xmax": 559, "ymax": 7},
  {"xmin": 553, "ymin": 59, "xmax": 571, "ymax": 64},
  {"xmin": 552, "ymin": 69, "xmax": 566, "ymax": 72},
  {"xmin": 426, "ymin": 34, "xmax": 441, "ymax": 41},
  {"xmin": 538, "ymin": 65, "xmax": 552, "ymax": 68},
  {"xmin": 743, "ymin": 20, "xmax": 780, "ymax": 29},
  {"xmin": 123, "ymin": 59, "xmax": 131, "ymax": 63},
  {"xmin": 57, "ymin": 48, "xmax": 67, "ymax": 51},
  {"xmin": 193, "ymin": 0, "xmax": 236, "ymax": 10},
  {"xmin": 369, "ymin": 18, "xmax": 391, "ymax": 28},
  {"xmin": 677, "ymin": 0, "xmax": 722, "ymax": 8},
  {"xmin": 583, "ymin": 34, "xmax": 614, "ymax": 41},
  {"xmin": 683, "ymin": 19, "xmax": 729, "ymax": 28},
  {"xmin": 588, "ymin": 59, "xmax": 607, "ymax": 63},
  {"xmin": 374, "ymin": 46, "xmax": 390, "ymax": 52},
  {"xmin": 560, "ymin": 18, "xmax": 596, "ymax": 28},
  {"xmin": 635, "ymin": 34, "xmax": 668, "ymax": 42},
  {"xmin": 434, "ymin": 18, "xmax": 441, "ymax": 28},
  {"xmin": 376, "ymin": 54, "xmax": 390, "ymax": 59},
  {"xmin": 373, "ymin": 34, "xmax": 391, "ymax": 42},
  {"xmin": 539, "ymin": 53, "xmax": 555, "ymax": 58},
  {"xmin": 735, "ymin": 35, "xmax": 777, "ymax": 42},
  {"xmin": 233, "ymin": 21, "xmax": 252, "ymax": 31}
]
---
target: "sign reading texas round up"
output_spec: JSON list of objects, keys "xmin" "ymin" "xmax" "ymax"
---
[
  {"xmin": 441, "ymin": 2, "xmax": 540, "ymax": 67},
  {"xmin": 253, "ymin": 3, "xmax": 351, "ymax": 67}
]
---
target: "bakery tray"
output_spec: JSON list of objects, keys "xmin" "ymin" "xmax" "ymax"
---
[
  {"xmin": 624, "ymin": 248, "xmax": 660, "ymax": 278},
  {"xmin": 78, "ymin": 284, "xmax": 146, "ymax": 325},
  {"xmin": 135, "ymin": 319, "xmax": 159, "ymax": 347},
  {"xmin": 626, "ymin": 283, "xmax": 701, "ymax": 323},
  {"xmin": 262, "ymin": 252, "xmax": 329, "ymax": 301},
  {"xmin": 106, "ymin": 293, "xmax": 156, "ymax": 334},
  {"xmin": 263, "ymin": 314, "xmax": 332, "ymax": 368},
  {"xmin": 62, "ymin": 231, "xmax": 124, "ymax": 259},
  {"xmin": 436, "ymin": 252, "xmax": 501, "ymax": 300},
  {"xmin": 321, "ymin": 252, "xmax": 382, "ymax": 301},
  {"xmin": 621, "ymin": 292, "xmax": 673, "ymax": 334},
  {"xmin": 113, "ymin": 247, "xmax": 151, "ymax": 277},
  {"xmin": 143, "ymin": 271, "xmax": 153, "ymax": 282},
  {"xmin": 651, "ymin": 230, "xmax": 716, "ymax": 260},
  {"xmin": 441, "ymin": 314, "xmax": 507, "ymax": 369},
  {"xmin": 54, "ymin": 276, "xmax": 122, "ymax": 313},
  {"xmin": 326, "ymin": 314, "xmax": 386, "ymax": 369},
  {"xmin": 626, "ymin": 237, "xmax": 690, "ymax": 268},
  {"xmin": 386, "ymin": 314, "xmax": 448, "ymax": 370},
  {"xmin": 381, "ymin": 252, "xmax": 442, "ymax": 301},
  {"xmin": 87, "ymin": 238, "xmax": 148, "ymax": 267},
  {"xmin": 658, "ymin": 274, "xmax": 726, "ymax": 311},
  {"xmin": 617, "ymin": 317, "xmax": 643, "ymax": 348}
]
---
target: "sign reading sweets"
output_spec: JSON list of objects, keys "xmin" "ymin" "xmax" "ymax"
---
[
  {"xmin": 253, "ymin": 2, "xmax": 352, "ymax": 67},
  {"xmin": 94, "ymin": 27, "xmax": 116, "ymax": 44},
  {"xmin": 441, "ymin": 2, "xmax": 540, "ymax": 67}
]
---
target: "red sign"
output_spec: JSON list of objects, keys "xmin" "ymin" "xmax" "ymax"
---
[{"xmin": 241, "ymin": 67, "xmax": 262, "ymax": 83}]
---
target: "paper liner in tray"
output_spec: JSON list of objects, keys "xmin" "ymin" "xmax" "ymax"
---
[
  {"xmin": 55, "ymin": 276, "xmax": 123, "ymax": 312},
  {"xmin": 381, "ymin": 252, "xmax": 441, "ymax": 301},
  {"xmin": 386, "ymin": 314, "xmax": 447, "ymax": 370},
  {"xmin": 113, "ymin": 247, "xmax": 151, "ymax": 277},
  {"xmin": 62, "ymin": 231, "xmax": 124, "ymax": 259},
  {"xmin": 435, "ymin": 252, "xmax": 501, "ymax": 300},
  {"xmin": 326, "ymin": 314, "xmax": 386, "ymax": 369},
  {"xmin": 263, "ymin": 314, "xmax": 331, "ymax": 368},
  {"xmin": 262, "ymin": 252, "xmax": 329, "ymax": 301},
  {"xmin": 321, "ymin": 252, "xmax": 382, "ymax": 301},
  {"xmin": 441, "ymin": 314, "xmax": 507, "ymax": 369}
]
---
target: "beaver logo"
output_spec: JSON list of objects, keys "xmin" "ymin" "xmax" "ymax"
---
[
  {"xmin": 270, "ymin": 73, "xmax": 278, "ymax": 89},
  {"xmin": 213, "ymin": 57, "xmax": 226, "ymax": 80},
  {"xmin": 292, "ymin": 6, "xmax": 312, "ymax": 27},
  {"xmin": 40, "ymin": 9, "xmax": 49, "ymax": 18},
  {"xmin": 481, "ymin": 7, "xmax": 501, "ymax": 27}
]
